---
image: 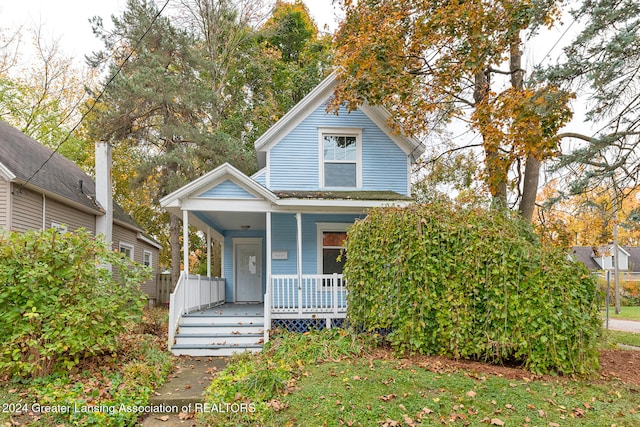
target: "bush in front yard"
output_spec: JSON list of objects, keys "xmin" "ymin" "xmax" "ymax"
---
[
  {"xmin": 0, "ymin": 228, "xmax": 150, "ymax": 378},
  {"xmin": 343, "ymin": 202, "xmax": 602, "ymax": 375}
]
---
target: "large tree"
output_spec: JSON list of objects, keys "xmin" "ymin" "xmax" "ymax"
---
[
  {"xmin": 0, "ymin": 25, "xmax": 95, "ymax": 166},
  {"xmin": 332, "ymin": 0, "xmax": 573, "ymax": 220},
  {"xmin": 87, "ymin": 0, "xmax": 255, "ymax": 281},
  {"xmin": 544, "ymin": 0, "xmax": 640, "ymax": 194},
  {"xmin": 87, "ymin": 0, "xmax": 333, "ymax": 280}
]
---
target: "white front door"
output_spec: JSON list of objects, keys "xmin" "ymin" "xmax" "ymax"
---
[{"xmin": 234, "ymin": 241, "xmax": 262, "ymax": 302}]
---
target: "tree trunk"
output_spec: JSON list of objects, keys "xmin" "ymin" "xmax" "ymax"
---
[
  {"xmin": 510, "ymin": 36, "xmax": 542, "ymax": 222},
  {"xmin": 519, "ymin": 155, "xmax": 540, "ymax": 221},
  {"xmin": 170, "ymin": 212, "xmax": 181, "ymax": 288}
]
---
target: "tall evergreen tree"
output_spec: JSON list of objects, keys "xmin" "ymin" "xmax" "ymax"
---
[
  {"xmin": 87, "ymin": 0, "xmax": 254, "ymax": 281},
  {"xmin": 543, "ymin": 0, "xmax": 640, "ymax": 194}
]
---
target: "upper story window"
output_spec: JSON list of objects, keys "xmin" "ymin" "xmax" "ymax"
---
[{"xmin": 319, "ymin": 128, "xmax": 362, "ymax": 188}]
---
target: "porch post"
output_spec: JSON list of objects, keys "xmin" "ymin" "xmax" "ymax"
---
[
  {"xmin": 183, "ymin": 210, "xmax": 189, "ymax": 277},
  {"xmin": 296, "ymin": 212, "xmax": 303, "ymax": 315},
  {"xmin": 265, "ymin": 211, "xmax": 272, "ymax": 343},
  {"xmin": 206, "ymin": 226, "xmax": 211, "ymax": 278}
]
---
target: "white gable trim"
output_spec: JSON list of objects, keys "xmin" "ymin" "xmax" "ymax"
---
[
  {"xmin": 0, "ymin": 161, "xmax": 16, "ymax": 181},
  {"xmin": 253, "ymin": 70, "xmax": 425, "ymax": 164},
  {"xmin": 359, "ymin": 102, "xmax": 425, "ymax": 158},
  {"xmin": 160, "ymin": 163, "xmax": 278, "ymax": 208},
  {"xmin": 254, "ymin": 70, "xmax": 339, "ymax": 155}
]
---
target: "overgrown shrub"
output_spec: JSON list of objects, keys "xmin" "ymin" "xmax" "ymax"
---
[
  {"xmin": 344, "ymin": 202, "xmax": 602, "ymax": 375},
  {"xmin": 0, "ymin": 228, "xmax": 150, "ymax": 378}
]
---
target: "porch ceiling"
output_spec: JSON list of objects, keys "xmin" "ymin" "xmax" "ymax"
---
[{"xmin": 196, "ymin": 211, "xmax": 266, "ymax": 231}]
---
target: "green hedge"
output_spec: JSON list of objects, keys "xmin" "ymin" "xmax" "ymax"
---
[
  {"xmin": 0, "ymin": 228, "xmax": 149, "ymax": 378},
  {"xmin": 343, "ymin": 203, "xmax": 601, "ymax": 375}
]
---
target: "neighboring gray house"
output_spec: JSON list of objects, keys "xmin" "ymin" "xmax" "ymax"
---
[
  {"xmin": 572, "ymin": 245, "xmax": 640, "ymax": 272},
  {"xmin": 0, "ymin": 120, "xmax": 161, "ymax": 303}
]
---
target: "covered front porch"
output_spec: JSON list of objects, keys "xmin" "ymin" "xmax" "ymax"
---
[{"xmin": 160, "ymin": 163, "xmax": 410, "ymax": 355}]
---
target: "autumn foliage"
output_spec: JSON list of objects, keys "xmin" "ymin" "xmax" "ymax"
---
[{"xmin": 343, "ymin": 202, "xmax": 601, "ymax": 375}]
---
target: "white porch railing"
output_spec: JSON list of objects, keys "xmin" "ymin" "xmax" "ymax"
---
[
  {"xmin": 168, "ymin": 272, "xmax": 226, "ymax": 349},
  {"xmin": 269, "ymin": 274, "xmax": 347, "ymax": 315}
]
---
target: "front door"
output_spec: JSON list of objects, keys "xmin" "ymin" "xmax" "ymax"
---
[{"xmin": 234, "ymin": 241, "xmax": 262, "ymax": 302}]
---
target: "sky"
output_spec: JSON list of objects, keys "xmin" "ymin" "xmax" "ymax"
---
[
  {"xmin": 0, "ymin": 0, "xmax": 341, "ymax": 65},
  {"xmin": 0, "ymin": 0, "xmax": 592, "ymax": 147}
]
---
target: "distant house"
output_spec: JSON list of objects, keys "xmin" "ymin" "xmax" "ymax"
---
[
  {"xmin": 161, "ymin": 71, "xmax": 425, "ymax": 355},
  {"xmin": 572, "ymin": 245, "xmax": 640, "ymax": 272},
  {"xmin": 0, "ymin": 120, "xmax": 161, "ymax": 304}
]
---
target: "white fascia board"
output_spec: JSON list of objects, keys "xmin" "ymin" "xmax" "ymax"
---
[
  {"xmin": 254, "ymin": 70, "xmax": 339, "ymax": 154},
  {"xmin": 0, "ymin": 161, "xmax": 16, "ymax": 181},
  {"xmin": 274, "ymin": 198, "xmax": 412, "ymax": 209},
  {"xmin": 181, "ymin": 198, "xmax": 273, "ymax": 212},
  {"xmin": 160, "ymin": 163, "xmax": 277, "ymax": 207},
  {"xmin": 359, "ymin": 102, "xmax": 425, "ymax": 158},
  {"xmin": 136, "ymin": 232, "xmax": 163, "ymax": 250}
]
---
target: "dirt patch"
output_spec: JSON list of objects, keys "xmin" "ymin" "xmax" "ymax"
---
[
  {"xmin": 369, "ymin": 347, "xmax": 640, "ymax": 386},
  {"xmin": 599, "ymin": 349, "xmax": 640, "ymax": 386}
]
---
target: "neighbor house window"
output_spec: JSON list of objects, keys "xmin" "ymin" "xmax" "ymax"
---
[
  {"xmin": 51, "ymin": 222, "xmax": 67, "ymax": 233},
  {"xmin": 119, "ymin": 242, "xmax": 134, "ymax": 261},
  {"xmin": 320, "ymin": 129, "xmax": 361, "ymax": 188},
  {"xmin": 143, "ymin": 250, "xmax": 152, "ymax": 267}
]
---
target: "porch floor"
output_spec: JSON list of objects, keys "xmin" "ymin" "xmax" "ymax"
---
[{"xmin": 186, "ymin": 302, "xmax": 264, "ymax": 317}]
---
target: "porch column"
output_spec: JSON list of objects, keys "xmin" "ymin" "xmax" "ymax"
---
[
  {"xmin": 265, "ymin": 211, "xmax": 272, "ymax": 343},
  {"xmin": 266, "ymin": 212, "xmax": 272, "ymax": 294},
  {"xmin": 296, "ymin": 212, "xmax": 302, "ymax": 290},
  {"xmin": 182, "ymin": 210, "xmax": 189, "ymax": 277},
  {"xmin": 296, "ymin": 212, "xmax": 302, "ymax": 316},
  {"xmin": 206, "ymin": 226, "xmax": 211, "ymax": 278}
]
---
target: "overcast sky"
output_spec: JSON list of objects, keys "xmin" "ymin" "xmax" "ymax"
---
[{"xmin": 0, "ymin": 0, "xmax": 341, "ymax": 66}]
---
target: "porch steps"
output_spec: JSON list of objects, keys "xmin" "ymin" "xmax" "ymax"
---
[{"xmin": 171, "ymin": 310, "xmax": 265, "ymax": 357}]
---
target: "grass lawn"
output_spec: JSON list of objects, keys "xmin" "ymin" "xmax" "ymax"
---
[
  {"xmin": 605, "ymin": 306, "xmax": 640, "ymax": 321},
  {"xmin": 272, "ymin": 358, "xmax": 640, "ymax": 427},
  {"xmin": 606, "ymin": 330, "xmax": 640, "ymax": 347}
]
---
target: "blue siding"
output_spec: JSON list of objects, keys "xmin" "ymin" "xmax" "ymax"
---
[
  {"xmin": 199, "ymin": 180, "xmax": 256, "ymax": 199},
  {"xmin": 252, "ymin": 169, "xmax": 267, "ymax": 186},
  {"xmin": 270, "ymin": 213, "xmax": 362, "ymax": 275},
  {"xmin": 269, "ymin": 213, "xmax": 362, "ymax": 310},
  {"xmin": 268, "ymin": 103, "xmax": 409, "ymax": 195},
  {"xmin": 222, "ymin": 231, "xmax": 266, "ymax": 302}
]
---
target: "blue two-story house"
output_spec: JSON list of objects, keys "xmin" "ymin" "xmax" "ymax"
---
[{"xmin": 161, "ymin": 71, "xmax": 425, "ymax": 356}]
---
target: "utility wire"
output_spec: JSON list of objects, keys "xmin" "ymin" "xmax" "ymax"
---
[{"xmin": 18, "ymin": 0, "xmax": 171, "ymax": 191}]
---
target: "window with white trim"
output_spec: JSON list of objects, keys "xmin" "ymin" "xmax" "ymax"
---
[
  {"xmin": 143, "ymin": 250, "xmax": 152, "ymax": 267},
  {"xmin": 51, "ymin": 222, "xmax": 68, "ymax": 233},
  {"xmin": 320, "ymin": 129, "xmax": 361, "ymax": 188},
  {"xmin": 317, "ymin": 223, "xmax": 350, "ymax": 287},
  {"xmin": 119, "ymin": 242, "xmax": 134, "ymax": 261}
]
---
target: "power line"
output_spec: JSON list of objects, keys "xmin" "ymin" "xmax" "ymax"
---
[{"xmin": 18, "ymin": 0, "xmax": 171, "ymax": 192}]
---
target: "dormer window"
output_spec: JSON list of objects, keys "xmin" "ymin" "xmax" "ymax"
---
[{"xmin": 319, "ymin": 128, "xmax": 362, "ymax": 188}]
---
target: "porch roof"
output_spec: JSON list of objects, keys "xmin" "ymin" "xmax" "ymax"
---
[{"xmin": 273, "ymin": 190, "xmax": 412, "ymax": 201}]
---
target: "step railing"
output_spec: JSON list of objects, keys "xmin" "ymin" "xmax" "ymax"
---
[{"xmin": 168, "ymin": 272, "xmax": 226, "ymax": 349}]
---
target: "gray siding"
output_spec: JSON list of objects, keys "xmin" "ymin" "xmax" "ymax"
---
[
  {"xmin": 11, "ymin": 186, "xmax": 43, "ymax": 232},
  {"xmin": 268, "ymin": 103, "xmax": 409, "ymax": 195},
  {"xmin": 45, "ymin": 197, "xmax": 96, "ymax": 233},
  {"xmin": 0, "ymin": 177, "xmax": 8, "ymax": 230},
  {"xmin": 112, "ymin": 223, "xmax": 159, "ymax": 301}
]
